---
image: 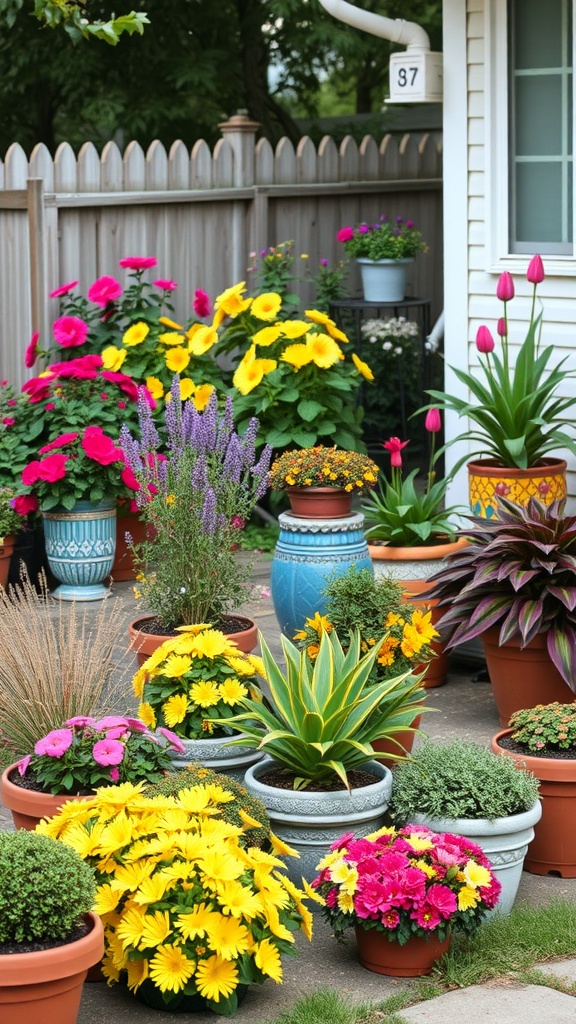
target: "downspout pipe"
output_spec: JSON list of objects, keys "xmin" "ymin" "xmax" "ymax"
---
[{"xmin": 316, "ymin": 0, "xmax": 431, "ymax": 53}]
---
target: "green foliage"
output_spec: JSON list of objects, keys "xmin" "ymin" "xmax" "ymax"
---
[
  {"xmin": 338, "ymin": 216, "xmax": 427, "ymax": 261},
  {"xmin": 508, "ymin": 702, "xmax": 576, "ymax": 752},
  {"xmin": 389, "ymin": 740, "xmax": 541, "ymax": 823},
  {"xmin": 0, "ymin": 829, "xmax": 96, "ymax": 944},
  {"xmin": 219, "ymin": 628, "xmax": 425, "ymax": 789},
  {"xmin": 236, "ymin": 517, "xmax": 279, "ymax": 553},
  {"xmin": 0, "ymin": 486, "xmax": 24, "ymax": 538},
  {"xmin": 0, "ymin": 384, "xmax": 40, "ymax": 483},
  {"xmin": 147, "ymin": 763, "xmax": 271, "ymax": 848},
  {"xmin": 31, "ymin": 0, "xmax": 148, "ymax": 44}
]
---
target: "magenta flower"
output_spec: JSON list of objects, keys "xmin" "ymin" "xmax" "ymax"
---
[
  {"xmin": 105, "ymin": 726, "xmax": 128, "ymax": 740},
  {"xmin": 35, "ymin": 728, "xmax": 73, "ymax": 757},
  {"xmin": 123, "ymin": 717, "xmax": 148, "ymax": 733},
  {"xmin": 496, "ymin": 271, "xmax": 515, "ymax": 302},
  {"xmin": 119, "ymin": 256, "xmax": 158, "ymax": 270},
  {"xmin": 424, "ymin": 407, "xmax": 441, "ymax": 433},
  {"xmin": 53, "ymin": 315, "xmax": 89, "ymax": 349},
  {"xmin": 476, "ymin": 325, "xmax": 495, "ymax": 354},
  {"xmin": 94, "ymin": 715, "xmax": 130, "ymax": 731},
  {"xmin": 412, "ymin": 904, "xmax": 442, "ymax": 930},
  {"xmin": 337, "ymin": 226, "xmax": 354, "ymax": 243},
  {"xmin": 383, "ymin": 436, "xmax": 409, "ymax": 468},
  {"xmin": 109, "ymin": 766, "xmax": 120, "ymax": 782},
  {"xmin": 497, "ymin": 317, "xmax": 507, "ymax": 338},
  {"xmin": 121, "ymin": 464, "xmax": 141, "ymax": 492},
  {"xmin": 39, "ymin": 432, "xmax": 79, "ymax": 454},
  {"xmin": 2, "ymin": 417, "xmax": 14, "ymax": 427},
  {"xmin": 81, "ymin": 426, "xmax": 123, "ymax": 466},
  {"xmin": 426, "ymin": 883, "xmax": 457, "ymax": 917},
  {"xmin": 17, "ymin": 755, "xmax": 31, "ymax": 776},
  {"xmin": 154, "ymin": 278, "xmax": 177, "ymax": 291},
  {"xmin": 12, "ymin": 494, "xmax": 39, "ymax": 515},
  {"xmin": 88, "ymin": 275, "xmax": 123, "ymax": 307},
  {"xmin": 193, "ymin": 288, "xmax": 211, "ymax": 318},
  {"xmin": 92, "ymin": 738, "xmax": 125, "ymax": 766},
  {"xmin": 37, "ymin": 453, "xmax": 69, "ymax": 483},
  {"xmin": 157, "ymin": 726, "xmax": 186, "ymax": 754},
  {"xmin": 527, "ymin": 254, "xmax": 545, "ymax": 284},
  {"xmin": 49, "ymin": 280, "xmax": 79, "ymax": 298},
  {"xmin": 66, "ymin": 716, "xmax": 96, "ymax": 728},
  {"xmin": 24, "ymin": 331, "xmax": 40, "ymax": 369}
]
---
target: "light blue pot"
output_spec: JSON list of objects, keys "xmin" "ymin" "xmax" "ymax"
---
[
  {"xmin": 356, "ymin": 257, "xmax": 414, "ymax": 302},
  {"xmin": 270, "ymin": 511, "xmax": 373, "ymax": 637},
  {"xmin": 42, "ymin": 499, "xmax": 116, "ymax": 602}
]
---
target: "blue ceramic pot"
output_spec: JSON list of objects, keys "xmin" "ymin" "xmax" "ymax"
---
[
  {"xmin": 42, "ymin": 499, "xmax": 116, "ymax": 601},
  {"xmin": 270, "ymin": 511, "xmax": 373, "ymax": 637}
]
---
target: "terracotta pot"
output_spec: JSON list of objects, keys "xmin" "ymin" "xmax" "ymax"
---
[
  {"xmin": 369, "ymin": 537, "xmax": 468, "ymax": 688},
  {"xmin": 128, "ymin": 614, "xmax": 258, "ymax": 667},
  {"xmin": 354, "ymin": 924, "xmax": 451, "ymax": 976},
  {"xmin": 481, "ymin": 628, "xmax": 572, "ymax": 726},
  {"xmin": 372, "ymin": 713, "xmax": 423, "ymax": 769},
  {"xmin": 0, "ymin": 911, "xmax": 104, "ymax": 1024},
  {"xmin": 468, "ymin": 457, "xmax": 567, "ymax": 519},
  {"xmin": 110, "ymin": 509, "xmax": 151, "ymax": 582},
  {"xmin": 0, "ymin": 764, "xmax": 93, "ymax": 831},
  {"xmin": 0, "ymin": 534, "xmax": 15, "ymax": 589},
  {"xmin": 286, "ymin": 487, "xmax": 353, "ymax": 518},
  {"xmin": 491, "ymin": 729, "xmax": 576, "ymax": 877}
]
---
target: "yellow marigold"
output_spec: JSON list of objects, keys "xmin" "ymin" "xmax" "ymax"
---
[
  {"xmin": 193, "ymin": 383, "xmax": 215, "ymax": 411},
  {"xmin": 123, "ymin": 322, "xmax": 150, "ymax": 347},
  {"xmin": 306, "ymin": 332, "xmax": 343, "ymax": 368},
  {"xmin": 165, "ymin": 347, "xmax": 191, "ymax": 373},
  {"xmin": 138, "ymin": 702, "xmax": 157, "ymax": 728},
  {"xmin": 377, "ymin": 635, "xmax": 400, "ymax": 667},
  {"xmin": 457, "ymin": 885, "xmax": 480, "ymax": 910},
  {"xmin": 101, "ymin": 345, "xmax": 127, "ymax": 372},
  {"xmin": 402, "ymin": 623, "xmax": 425, "ymax": 657},
  {"xmin": 251, "ymin": 292, "xmax": 282, "ymax": 321},
  {"xmin": 352, "ymin": 352, "xmax": 375, "ymax": 381},
  {"xmin": 163, "ymin": 693, "xmax": 189, "ymax": 727},
  {"xmin": 409, "ymin": 608, "xmax": 439, "ymax": 645}
]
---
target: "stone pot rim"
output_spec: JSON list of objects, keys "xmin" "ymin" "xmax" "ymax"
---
[{"xmin": 410, "ymin": 799, "xmax": 542, "ymax": 836}]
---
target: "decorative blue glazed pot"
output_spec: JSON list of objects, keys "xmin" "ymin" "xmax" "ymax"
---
[
  {"xmin": 270, "ymin": 511, "xmax": 373, "ymax": 637},
  {"xmin": 42, "ymin": 499, "xmax": 116, "ymax": 601}
]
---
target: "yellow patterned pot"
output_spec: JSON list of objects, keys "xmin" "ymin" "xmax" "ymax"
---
[{"xmin": 468, "ymin": 458, "xmax": 567, "ymax": 518}]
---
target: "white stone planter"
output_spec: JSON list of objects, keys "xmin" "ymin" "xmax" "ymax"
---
[
  {"xmin": 356, "ymin": 257, "xmax": 414, "ymax": 302},
  {"xmin": 167, "ymin": 731, "xmax": 264, "ymax": 784},
  {"xmin": 410, "ymin": 801, "xmax": 543, "ymax": 916},
  {"xmin": 244, "ymin": 758, "xmax": 393, "ymax": 884}
]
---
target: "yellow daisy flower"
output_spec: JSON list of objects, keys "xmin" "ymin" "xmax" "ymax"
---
[
  {"xmin": 123, "ymin": 322, "xmax": 150, "ymax": 347},
  {"xmin": 251, "ymin": 292, "xmax": 282, "ymax": 321},
  {"xmin": 254, "ymin": 938, "xmax": 283, "ymax": 983},
  {"xmin": 101, "ymin": 345, "xmax": 127, "ymax": 371},
  {"xmin": 138, "ymin": 702, "xmax": 157, "ymax": 728},
  {"xmin": 351, "ymin": 352, "xmax": 375, "ymax": 380},
  {"xmin": 306, "ymin": 332, "xmax": 343, "ymax": 368},
  {"xmin": 188, "ymin": 325, "xmax": 218, "ymax": 355},
  {"xmin": 279, "ymin": 342, "xmax": 313, "ymax": 369},
  {"xmin": 162, "ymin": 693, "xmax": 189, "ymax": 727},
  {"xmin": 252, "ymin": 324, "xmax": 283, "ymax": 347},
  {"xmin": 162, "ymin": 653, "xmax": 193, "ymax": 678},
  {"xmin": 165, "ymin": 347, "xmax": 190, "ymax": 373},
  {"xmin": 206, "ymin": 913, "xmax": 252, "ymax": 960},
  {"xmin": 195, "ymin": 954, "xmax": 238, "ymax": 1001},
  {"xmin": 149, "ymin": 944, "xmax": 196, "ymax": 994},
  {"xmin": 159, "ymin": 331, "xmax": 185, "ymax": 346},
  {"xmin": 218, "ymin": 678, "xmax": 248, "ymax": 705}
]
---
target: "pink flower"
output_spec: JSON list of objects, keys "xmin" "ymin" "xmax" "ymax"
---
[
  {"xmin": 66, "ymin": 716, "xmax": 96, "ymax": 728},
  {"xmin": 140, "ymin": 386, "xmax": 156, "ymax": 410},
  {"xmin": 101, "ymin": 371, "xmax": 138, "ymax": 402},
  {"xmin": 231, "ymin": 515, "xmax": 245, "ymax": 529},
  {"xmin": 12, "ymin": 494, "xmax": 39, "ymax": 515},
  {"xmin": 25, "ymin": 331, "xmax": 40, "ymax": 369},
  {"xmin": 497, "ymin": 317, "xmax": 507, "ymax": 338},
  {"xmin": 2, "ymin": 417, "xmax": 14, "ymax": 427},
  {"xmin": 426, "ymin": 883, "xmax": 457, "ymax": 917},
  {"xmin": 411, "ymin": 904, "xmax": 442, "ymax": 930},
  {"xmin": 383, "ymin": 436, "xmax": 409, "ymax": 468},
  {"xmin": 155, "ymin": 278, "xmax": 178, "ymax": 291},
  {"xmin": 337, "ymin": 226, "xmax": 354, "ymax": 243},
  {"xmin": 117, "ymin": 400, "xmax": 127, "ymax": 409},
  {"xmin": 39, "ymin": 432, "xmax": 79, "ymax": 454},
  {"xmin": 193, "ymin": 289, "xmax": 211, "ymax": 318},
  {"xmin": 22, "ymin": 378, "xmax": 53, "ymax": 403},
  {"xmin": 424, "ymin": 407, "xmax": 441, "ymax": 433},
  {"xmin": 50, "ymin": 355, "xmax": 103, "ymax": 374},
  {"xmin": 105, "ymin": 726, "xmax": 128, "ymax": 740},
  {"xmin": 17, "ymin": 755, "xmax": 31, "ymax": 776},
  {"xmin": 380, "ymin": 909, "xmax": 400, "ymax": 929},
  {"xmin": 49, "ymin": 280, "xmax": 79, "ymax": 298},
  {"xmin": 496, "ymin": 271, "xmax": 515, "ymax": 302},
  {"xmin": 21, "ymin": 460, "xmax": 42, "ymax": 486},
  {"xmin": 123, "ymin": 717, "xmax": 148, "ymax": 733},
  {"xmin": 121, "ymin": 465, "xmax": 141, "ymax": 491},
  {"xmin": 527, "ymin": 254, "xmax": 545, "ymax": 284},
  {"xmin": 53, "ymin": 315, "xmax": 89, "ymax": 348},
  {"xmin": 109, "ymin": 766, "xmax": 120, "ymax": 782},
  {"xmin": 81, "ymin": 426, "xmax": 123, "ymax": 466},
  {"xmin": 35, "ymin": 728, "xmax": 73, "ymax": 757},
  {"xmin": 45, "ymin": 403, "xmax": 55, "ymax": 411},
  {"xmin": 119, "ymin": 257, "xmax": 158, "ymax": 270},
  {"xmin": 476, "ymin": 325, "xmax": 495, "ymax": 354},
  {"xmin": 38, "ymin": 453, "xmax": 69, "ymax": 483},
  {"xmin": 88, "ymin": 275, "xmax": 123, "ymax": 307},
  {"xmin": 94, "ymin": 715, "xmax": 130, "ymax": 731},
  {"xmin": 92, "ymin": 738, "xmax": 125, "ymax": 766},
  {"xmin": 156, "ymin": 726, "xmax": 186, "ymax": 754}
]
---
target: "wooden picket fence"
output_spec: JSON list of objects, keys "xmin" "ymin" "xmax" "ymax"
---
[{"xmin": 0, "ymin": 114, "xmax": 443, "ymax": 387}]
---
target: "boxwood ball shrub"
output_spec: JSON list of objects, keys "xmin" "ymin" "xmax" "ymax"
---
[
  {"xmin": 0, "ymin": 830, "xmax": 96, "ymax": 944},
  {"xmin": 389, "ymin": 740, "xmax": 541, "ymax": 824}
]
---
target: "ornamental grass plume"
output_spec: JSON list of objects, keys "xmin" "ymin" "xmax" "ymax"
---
[{"xmin": 37, "ymin": 781, "xmax": 318, "ymax": 1015}]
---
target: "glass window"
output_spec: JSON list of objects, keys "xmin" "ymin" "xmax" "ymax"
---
[{"xmin": 509, "ymin": 0, "xmax": 573, "ymax": 254}]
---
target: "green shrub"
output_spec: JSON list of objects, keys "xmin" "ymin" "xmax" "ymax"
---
[
  {"xmin": 0, "ymin": 830, "xmax": 96, "ymax": 944},
  {"xmin": 389, "ymin": 740, "xmax": 541, "ymax": 823},
  {"xmin": 146, "ymin": 763, "xmax": 271, "ymax": 848}
]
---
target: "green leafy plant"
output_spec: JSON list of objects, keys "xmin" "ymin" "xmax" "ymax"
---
[
  {"xmin": 425, "ymin": 257, "xmax": 576, "ymax": 468},
  {"xmin": 0, "ymin": 829, "xmax": 95, "ymax": 945},
  {"xmin": 218, "ymin": 628, "xmax": 426, "ymax": 790},
  {"xmin": 337, "ymin": 215, "xmax": 427, "ymax": 261},
  {"xmin": 508, "ymin": 702, "xmax": 576, "ymax": 753},
  {"xmin": 247, "ymin": 240, "xmax": 301, "ymax": 308},
  {"xmin": 0, "ymin": 486, "xmax": 26, "ymax": 539},
  {"xmin": 426, "ymin": 497, "xmax": 576, "ymax": 690},
  {"xmin": 306, "ymin": 256, "xmax": 348, "ymax": 313},
  {"xmin": 269, "ymin": 445, "xmax": 379, "ymax": 493},
  {"xmin": 362, "ymin": 412, "xmax": 464, "ymax": 546},
  {"xmin": 0, "ymin": 382, "xmax": 40, "ymax": 484},
  {"xmin": 388, "ymin": 740, "xmax": 540, "ymax": 823}
]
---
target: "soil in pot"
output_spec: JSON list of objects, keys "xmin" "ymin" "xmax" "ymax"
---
[
  {"xmin": 129, "ymin": 613, "xmax": 258, "ymax": 666},
  {"xmin": 256, "ymin": 765, "xmax": 380, "ymax": 792}
]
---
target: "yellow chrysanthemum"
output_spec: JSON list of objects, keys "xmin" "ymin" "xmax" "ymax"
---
[
  {"xmin": 188, "ymin": 325, "xmax": 218, "ymax": 355},
  {"xmin": 202, "ymin": 848, "xmax": 245, "ymax": 884},
  {"xmin": 254, "ymin": 938, "xmax": 283, "ymax": 983},
  {"xmin": 214, "ymin": 879, "xmax": 263, "ymax": 919},
  {"xmin": 162, "ymin": 693, "xmax": 189, "ymax": 727},
  {"xmin": 97, "ymin": 814, "xmax": 135, "ymax": 856},
  {"xmin": 176, "ymin": 903, "xmax": 221, "ymax": 941},
  {"xmin": 189, "ymin": 679, "xmax": 221, "ymax": 708},
  {"xmin": 218, "ymin": 678, "xmax": 248, "ymax": 705},
  {"xmin": 280, "ymin": 342, "xmax": 313, "ymax": 369},
  {"xmin": 123, "ymin": 322, "xmax": 150, "ymax": 347},
  {"xmin": 401, "ymin": 623, "xmax": 425, "ymax": 657},
  {"xmin": 187, "ymin": 629, "xmax": 228, "ymax": 658},
  {"xmin": 252, "ymin": 324, "xmax": 283, "ymax": 347},
  {"xmin": 377, "ymin": 635, "xmax": 400, "ymax": 666},
  {"xmin": 280, "ymin": 319, "xmax": 310, "ymax": 339},
  {"xmin": 251, "ymin": 291, "xmax": 282, "ymax": 321},
  {"xmin": 232, "ymin": 345, "xmax": 277, "ymax": 395},
  {"xmin": 165, "ymin": 347, "xmax": 191, "ymax": 373},
  {"xmin": 195, "ymin": 954, "xmax": 238, "ymax": 1001},
  {"xmin": 351, "ymin": 352, "xmax": 375, "ymax": 380},
  {"xmin": 329, "ymin": 860, "xmax": 358, "ymax": 894},
  {"xmin": 267, "ymin": 831, "xmax": 299, "ymax": 858},
  {"xmin": 132, "ymin": 873, "xmax": 175, "ymax": 907},
  {"xmin": 409, "ymin": 608, "xmax": 439, "ymax": 645},
  {"xmin": 132, "ymin": 669, "xmax": 147, "ymax": 700},
  {"xmin": 162, "ymin": 653, "xmax": 193, "ymax": 678},
  {"xmin": 139, "ymin": 910, "xmax": 173, "ymax": 949},
  {"xmin": 225, "ymin": 654, "xmax": 257, "ymax": 677},
  {"xmin": 110, "ymin": 860, "xmax": 154, "ymax": 893},
  {"xmin": 149, "ymin": 945, "xmax": 196, "ymax": 994},
  {"xmin": 192, "ymin": 383, "xmax": 215, "ymax": 411},
  {"xmin": 138, "ymin": 702, "xmax": 157, "ymax": 728},
  {"xmin": 306, "ymin": 332, "xmax": 343, "ymax": 368},
  {"xmin": 58, "ymin": 819, "xmax": 105, "ymax": 858},
  {"xmin": 207, "ymin": 914, "xmax": 251, "ymax": 960},
  {"xmin": 159, "ymin": 331, "xmax": 186, "ymax": 346},
  {"xmin": 101, "ymin": 345, "xmax": 127, "ymax": 371},
  {"xmin": 457, "ymin": 885, "xmax": 481, "ymax": 910},
  {"xmin": 463, "ymin": 861, "xmax": 492, "ymax": 889},
  {"xmin": 125, "ymin": 957, "xmax": 149, "ymax": 992}
]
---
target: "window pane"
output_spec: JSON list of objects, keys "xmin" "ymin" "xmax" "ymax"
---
[
  {"xmin": 515, "ymin": 0, "xmax": 563, "ymax": 69},
  {"xmin": 515, "ymin": 163, "xmax": 567, "ymax": 242},
  {"xmin": 516, "ymin": 76, "xmax": 563, "ymax": 155}
]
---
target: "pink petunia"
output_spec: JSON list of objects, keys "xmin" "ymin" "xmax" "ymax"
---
[
  {"xmin": 123, "ymin": 717, "xmax": 148, "ymax": 733},
  {"xmin": 24, "ymin": 331, "xmax": 40, "ymax": 369},
  {"xmin": 109, "ymin": 766, "xmax": 120, "ymax": 782},
  {"xmin": 49, "ymin": 355, "xmax": 103, "ymax": 374},
  {"xmin": 22, "ymin": 378, "xmax": 52, "ymax": 403},
  {"xmin": 22, "ymin": 461, "xmax": 43, "ymax": 487},
  {"xmin": 88, "ymin": 275, "xmax": 123, "ymax": 307},
  {"xmin": 101, "ymin": 371, "xmax": 138, "ymax": 402},
  {"xmin": 193, "ymin": 288, "xmax": 211, "ymax": 318},
  {"xmin": 35, "ymin": 728, "xmax": 73, "ymax": 757},
  {"xmin": 12, "ymin": 494, "xmax": 39, "ymax": 515},
  {"xmin": 92, "ymin": 738, "xmax": 125, "ymax": 766},
  {"xmin": 94, "ymin": 715, "xmax": 130, "ymax": 731},
  {"xmin": 39, "ymin": 432, "xmax": 79, "ymax": 454},
  {"xmin": 105, "ymin": 726, "xmax": 128, "ymax": 740},
  {"xmin": 50, "ymin": 280, "xmax": 79, "ymax": 298},
  {"xmin": 81, "ymin": 427, "xmax": 123, "ymax": 466},
  {"xmin": 119, "ymin": 257, "xmax": 158, "ymax": 270},
  {"xmin": 53, "ymin": 315, "xmax": 89, "ymax": 348},
  {"xmin": 17, "ymin": 755, "xmax": 31, "ymax": 776},
  {"xmin": 154, "ymin": 278, "xmax": 178, "ymax": 291},
  {"xmin": 157, "ymin": 726, "xmax": 186, "ymax": 754},
  {"xmin": 66, "ymin": 715, "xmax": 96, "ymax": 728}
]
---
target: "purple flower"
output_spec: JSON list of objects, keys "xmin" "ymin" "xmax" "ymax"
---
[
  {"xmin": 92, "ymin": 738, "xmax": 125, "ymax": 766},
  {"xmin": 358, "ymin": 224, "xmax": 370, "ymax": 234},
  {"xmin": 320, "ymin": 258, "xmax": 328, "ymax": 267},
  {"xmin": 202, "ymin": 487, "xmax": 217, "ymax": 534}
]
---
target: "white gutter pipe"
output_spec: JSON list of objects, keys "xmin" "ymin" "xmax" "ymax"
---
[{"xmin": 316, "ymin": 0, "xmax": 431, "ymax": 53}]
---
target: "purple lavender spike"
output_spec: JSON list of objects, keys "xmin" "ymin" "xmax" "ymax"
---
[
  {"xmin": 215, "ymin": 397, "xmax": 234, "ymax": 451},
  {"xmin": 252, "ymin": 444, "xmax": 273, "ymax": 499},
  {"xmin": 223, "ymin": 435, "xmax": 243, "ymax": 484},
  {"xmin": 191, "ymin": 451, "xmax": 208, "ymax": 491},
  {"xmin": 241, "ymin": 417, "xmax": 258, "ymax": 468},
  {"xmin": 201, "ymin": 486, "xmax": 217, "ymax": 535}
]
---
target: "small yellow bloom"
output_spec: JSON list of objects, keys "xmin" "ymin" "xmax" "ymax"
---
[
  {"xmin": 306, "ymin": 332, "xmax": 343, "ymax": 368},
  {"xmin": 232, "ymin": 345, "xmax": 277, "ymax": 395},
  {"xmin": 123, "ymin": 322, "xmax": 150, "ymax": 347},
  {"xmin": 178, "ymin": 378, "xmax": 195, "ymax": 401},
  {"xmin": 352, "ymin": 352, "xmax": 375, "ymax": 381},
  {"xmin": 146, "ymin": 376, "xmax": 164, "ymax": 400},
  {"xmin": 192, "ymin": 383, "xmax": 215, "ymax": 411},
  {"xmin": 165, "ymin": 347, "xmax": 190, "ymax": 373},
  {"xmin": 138, "ymin": 702, "xmax": 156, "ymax": 728},
  {"xmin": 280, "ymin": 343, "xmax": 313, "ymax": 369},
  {"xmin": 101, "ymin": 345, "xmax": 127, "ymax": 372},
  {"xmin": 159, "ymin": 316, "xmax": 184, "ymax": 330},
  {"xmin": 163, "ymin": 693, "xmax": 189, "ymax": 727},
  {"xmin": 252, "ymin": 325, "xmax": 283, "ymax": 347},
  {"xmin": 251, "ymin": 292, "xmax": 282, "ymax": 321},
  {"xmin": 159, "ymin": 331, "xmax": 185, "ymax": 346},
  {"xmin": 188, "ymin": 325, "xmax": 218, "ymax": 355}
]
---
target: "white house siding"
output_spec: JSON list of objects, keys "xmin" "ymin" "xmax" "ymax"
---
[{"xmin": 443, "ymin": 0, "xmax": 576, "ymax": 509}]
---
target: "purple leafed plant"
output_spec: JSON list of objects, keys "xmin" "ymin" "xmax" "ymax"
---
[{"xmin": 427, "ymin": 497, "xmax": 576, "ymax": 690}]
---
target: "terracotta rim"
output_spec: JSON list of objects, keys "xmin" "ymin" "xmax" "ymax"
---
[
  {"xmin": 467, "ymin": 458, "xmax": 567, "ymax": 478},
  {"xmin": 0, "ymin": 912, "xmax": 104, "ymax": 985},
  {"xmin": 129, "ymin": 614, "xmax": 258, "ymax": 655},
  {"xmin": 0, "ymin": 764, "xmax": 91, "ymax": 820},
  {"xmin": 368, "ymin": 536, "xmax": 468, "ymax": 562},
  {"xmin": 491, "ymin": 729, "xmax": 576, "ymax": 782}
]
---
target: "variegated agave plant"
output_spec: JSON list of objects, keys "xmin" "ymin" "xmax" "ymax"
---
[{"xmin": 427, "ymin": 497, "xmax": 576, "ymax": 690}]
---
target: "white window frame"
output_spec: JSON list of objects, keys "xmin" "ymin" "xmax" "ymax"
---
[{"xmin": 485, "ymin": 0, "xmax": 576, "ymax": 275}]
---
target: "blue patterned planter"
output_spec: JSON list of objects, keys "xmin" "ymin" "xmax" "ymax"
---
[
  {"xmin": 42, "ymin": 500, "xmax": 116, "ymax": 602},
  {"xmin": 270, "ymin": 511, "xmax": 373, "ymax": 638}
]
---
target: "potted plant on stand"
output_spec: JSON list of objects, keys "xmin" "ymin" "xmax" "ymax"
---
[
  {"xmin": 388, "ymin": 740, "xmax": 541, "ymax": 916},
  {"xmin": 425, "ymin": 256, "xmax": 576, "ymax": 516},
  {"xmin": 491, "ymin": 702, "xmax": 576, "ymax": 877},
  {"xmin": 362, "ymin": 411, "xmax": 467, "ymax": 686},
  {"xmin": 120, "ymin": 379, "xmax": 272, "ymax": 659},
  {"xmin": 0, "ymin": 829, "xmax": 103, "ymax": 1024},
  {"xmin": 311, "ymin": 823, "xmax": 501, "ymax": 977},
  {"xmin": 426, "ymin": 497, "xmax": 576, "ymax": 723},
  {"xmin": 336, "ymin": 214, "xmax": 428, "ymax": 302},
  {"xmin": 134, "ymin": 622, "xmax": 266, "ymax": 780},
  {"xmin": 219, "ymin": 626, "xmax": 426, "ymax": 883}
]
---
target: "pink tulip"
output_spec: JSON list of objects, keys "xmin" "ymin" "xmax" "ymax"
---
[
  {"xmin": 424, "ymin": 408, "xmax": 441, "ymax": 433},
  {"xmin": 497, "ymin": 318, "xmax": 507, "ymax": 338},
  {"xmin": 383, "ymin": 436, "xmax": 409, "ymax": 468},
  {"xmin": 476, "ymin": 325, "xmax": 495, "ymax": 353},
  {"xmin": 496, "ymin": 272, "xmax": 515, "ymax": 302},
  {"xmin": 527, "ymin": 254, "xmax": 545, "ymax": 284}
]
